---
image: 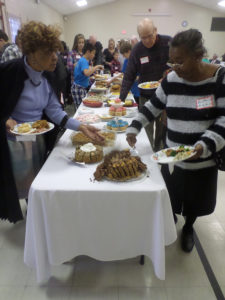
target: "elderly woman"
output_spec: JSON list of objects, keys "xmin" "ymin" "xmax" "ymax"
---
[
  {"xmin": 126, "ymin": 29, "xmax": 225, "ymax": 252},
  {"xmin": 0, "ymin": 21, "xmax": 103, "ymax": 223}
]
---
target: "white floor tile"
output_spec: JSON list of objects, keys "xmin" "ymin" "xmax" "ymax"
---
[
  {"xmin": 116, "ymin": 257, "xmax": 165, "ymax": 288},
  {"xmin": 69, "ymin": 287, "xmax": 118, "ymax": 299},
  {"xmin": 164, "ymin": 230, "xmax": 210, "ymax": 287},
  {"xmin": 0, "ymin": 247, "xmax": 31, "ymax": 286},
  {"xmin": 118, "ymin": 287, "xmax": 167, "ymax": 300},
  {"xmin": 72, "ymin": 256, "xmax": 117, "ymax": 287},
  {"xmin": 0, "ymin": 286, "xmax": 25, "ymax": 300},
  {"xmin": 27, "ymin": 263, "xmax": 75, "ymax": 287},
  {"xmin": 166, "ymin": 286, "xmax": 216, "ymax": 300},
  {"xmin": 22, "ymin": 286, "xmax": 70, "ymax": 300}
]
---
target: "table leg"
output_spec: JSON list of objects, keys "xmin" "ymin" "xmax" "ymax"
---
[{"xmin": 140, "ymin": 255, "xmax": 145, "ymax": 265}]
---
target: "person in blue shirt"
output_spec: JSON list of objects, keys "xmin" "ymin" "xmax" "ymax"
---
[
  {"xmin": 72, "ymin": 42, "xmax": 103, "ymax": 108},
  {"xmin": 120, "ymin": 42, "xmax": 140, "ymax": 105}
]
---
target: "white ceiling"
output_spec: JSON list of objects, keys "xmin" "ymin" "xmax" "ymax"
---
[
  {"xmin": 184, "ymin": 0, "xmax": 225, "ymax": 13},
  {"xmin": 41, "ymin": 0, "xmax": 225, "ymax": 16},
  {"xmin": 41, "ymin": 0, "xmax": 117, "ymax": 15}
]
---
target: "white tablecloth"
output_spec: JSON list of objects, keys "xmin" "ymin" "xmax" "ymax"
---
[{"xmin": 24, "ymin": 103, "xmax": 177, "ymax": 283}]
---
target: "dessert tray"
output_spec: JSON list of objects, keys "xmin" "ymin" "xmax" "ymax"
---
[
  {"xmin": 75, "ymin": 114, "xmax": 100, "ymax": 124},
  {"xmin": 151, "ymin": 145, "xmax": 196, "ymax": 164},
  {"xmin": 11, "ymin": 120, "xmax": 54, "ymax": 135}
]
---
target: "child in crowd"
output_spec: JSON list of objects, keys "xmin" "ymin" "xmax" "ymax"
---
[
  {"xmin": 72, "ymin": 42, "xmax": 103, "ymax": 108},
  {"xmin": 120, "ymin": 42, "xmax": 140, "ymax": 104},
  {"xmin": 110, "ymin": 50, "xmax": 121, "ymax": 75}
]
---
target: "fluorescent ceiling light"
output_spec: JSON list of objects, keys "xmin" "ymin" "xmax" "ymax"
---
[
  {"xmin": 76, "ymin": 0, "xmax": 87, "ymax": 7},
  {"xmin": 218, "ymin": 1, "xmax": 225, "ymax": 7}
]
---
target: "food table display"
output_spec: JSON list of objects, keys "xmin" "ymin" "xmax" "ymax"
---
[{"xmin": 24, "ymin": 81, "xmax": 177, "ymax": 284}]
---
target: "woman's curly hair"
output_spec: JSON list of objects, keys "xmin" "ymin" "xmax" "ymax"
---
[{"xmin": 20, "ymin": 21, "xmax": 62, "ymax": 55}]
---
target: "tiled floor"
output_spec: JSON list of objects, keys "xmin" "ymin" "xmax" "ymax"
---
[{"xmin": 0, "ymin": 170, "xmax": 224, "ymax": 299}]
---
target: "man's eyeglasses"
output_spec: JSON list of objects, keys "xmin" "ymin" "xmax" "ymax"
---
[{"xmin": 167, "ymin": 62, "xmax": 183, "ymax": 68}]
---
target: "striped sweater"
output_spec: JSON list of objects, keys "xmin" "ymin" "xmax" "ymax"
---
[{"xmin": 127, "ymin": 68, "xmax": 225, "ymax": 170}]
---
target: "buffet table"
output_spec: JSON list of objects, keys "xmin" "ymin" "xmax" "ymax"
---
[{"xmin": 24, "ymin": 101, "xmax": 177, "ymax": 283}]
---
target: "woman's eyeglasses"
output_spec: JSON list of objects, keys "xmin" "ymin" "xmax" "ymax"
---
[{"xmin": 167, "ymin": 62, "xmax": 183, "ymax": 68}]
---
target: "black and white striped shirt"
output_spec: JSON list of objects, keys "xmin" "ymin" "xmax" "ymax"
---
[{"xmin": 127, "ymin": 68, "xmax": 225, "ymax": 169}]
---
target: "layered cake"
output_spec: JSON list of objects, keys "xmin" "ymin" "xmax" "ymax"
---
[
  {"xmin": 75, "ymin": 143, "xmax": 103, "ymax": 163},
  {"xmin": 106, "ymin": 119, "xmax": 128, "ymax": 131}
]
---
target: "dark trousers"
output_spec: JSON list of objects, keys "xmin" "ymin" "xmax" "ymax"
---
[{"xmin": 139, "ymin": 96, "xmax": 166, "ymax": 152}]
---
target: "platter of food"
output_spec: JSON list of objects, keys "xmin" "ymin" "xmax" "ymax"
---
[
  {"xmin": 94, "ymin": 149, "xmax": 147, "ymax": 182},
  {"xmin": 90, "ymin": 84, "xmax": 108, "ymax": 92},
  {"xmin": 75, "ymin": 114, "xmax": 100, "ymax": 124},
  {"xmin": 98, "ymin": 114, "xmax": 115, "ymax": 122},
  {"xmin": 104, "ymin": 119, "xmax": 129, "ymax": 133},
  {"xmin": 151, "ymin": 145, "xmax": 196, "ymax": 164},
  {"xmin": 94, "ymin": 74, "xmax": 109, "ymax": 81},
  {"xmin": 82, "ymin": 99, "xmax": 103, "ymax": 108},
  {"xmin": 10, "ymin": 120, "xmax": 54, "ymax": 135},
  {"xmin": 138, "ymin": 81, "xmax": 160, "ymax": 90},
  {"xmin": 71, "ymin": 131, "xmax": 116, "ymax": 147}
]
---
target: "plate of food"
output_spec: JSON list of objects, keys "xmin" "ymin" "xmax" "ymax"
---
[
  {"xmin": 91, "ymin": 84, "xmax": 108, "ymax": 92},
  {"xmin": 10, "ymin": 120, "xmax": 54, "ymax": 135},
  {"xmin": 94, "ymin": 74, "xmax": 109, "ymax": 81},
  {"xmin": 151, "ymin": 145, "xmax": 196, "ymax": 164},
  {"xmin": 138, "ymin": 81, "xmax": 160, "ymax": 90},
  {"xmin": 94, "ymin": 149, "xmax": 148, "ymax": 182},
  {"xmin": 98, "ymin": 114, "xmax": 115, "ymax": 122}
]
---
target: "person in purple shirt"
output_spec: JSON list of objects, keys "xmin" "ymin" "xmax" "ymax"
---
[{"xmin": 0, "ymin": 21, "xmax": 104, "ymax": 223}]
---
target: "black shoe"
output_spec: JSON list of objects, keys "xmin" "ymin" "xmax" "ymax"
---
[{"xmin": 181, "ymin": 229, "xmax": 194, "ymax": 252}]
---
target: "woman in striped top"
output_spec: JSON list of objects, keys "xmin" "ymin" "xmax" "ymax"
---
[{"xmin": 126, "ymin": 29, "xmax": 225, "ymax": 252}]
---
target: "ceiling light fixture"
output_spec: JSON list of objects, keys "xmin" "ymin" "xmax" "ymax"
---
[
  {"xmin": 218, "ymin": 0, "xmax": 225, "ymax": 7},
  {"xmin": 76, "ymin": 0, "xmax": 87, "ymax": 7}
]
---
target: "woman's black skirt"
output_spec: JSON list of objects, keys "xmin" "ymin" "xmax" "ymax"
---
[{"xmin": 161, "ymin": 165, "xmax": 218, "ymax": 217}]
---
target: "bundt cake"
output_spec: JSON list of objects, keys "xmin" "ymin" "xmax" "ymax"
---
[{"xmin": 75, "ymin": 143, "xmax": 103, "ymax": 163}]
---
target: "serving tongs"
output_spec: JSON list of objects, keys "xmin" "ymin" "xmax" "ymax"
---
[{"xmin": 130, "ymin": 146, "xmax": 139, "ymax": 156}]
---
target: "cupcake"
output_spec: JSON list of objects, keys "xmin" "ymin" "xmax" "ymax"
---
[
  {"xmin": 107, "ymin": 120, "xmax": 113, "ymax": 130},
  {"xmin": 115, "ymin": 107, "xmax": 123, "ymax": 116},
  {"xmin": 118, "ymin": 121, "xmax": 128, "ymax": 131},
  {"xmin": 111, "ymin": 124, "xmax": 118, "ymax": 131},
  {"xmin": 109, "ymin": 106, "xmax": 116, "ymax": 116}
]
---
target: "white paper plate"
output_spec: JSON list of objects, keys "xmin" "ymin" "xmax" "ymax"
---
[
  {"xmin": 105, "ymin": 169, "xmax": 148, "ymax": 183},
  {"xmin": 123, "ymin": 111, "xmax": 136, "ymax": 118},
  {"xmin": 138, "ymin": 81, "xmax": 159, "ymax": 90},
  {"xmin": 10, "ymin": 121, "xmax": 54, "ymax": 136},
  {"xmin": 151, "ymin": 146, "xmax": 196, "ymax": 164}
]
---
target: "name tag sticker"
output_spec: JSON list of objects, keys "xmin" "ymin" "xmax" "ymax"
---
[
  {"xmin": 196, "ymin": 96, "xmax": 214, "ymax": 110},
  {"xmin": 140, "ymin": 56, "xmax": 149, "ymax": 64}
]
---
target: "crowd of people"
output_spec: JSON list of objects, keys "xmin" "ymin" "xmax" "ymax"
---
[{"xmin": 0, "ymin": 18, "xmax": 225, "ymax": 255}]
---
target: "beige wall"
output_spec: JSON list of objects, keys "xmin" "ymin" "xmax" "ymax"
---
[
  {"xmin": 64, "ymin": 0, "xmax": 225, "ymax": 58},
  {"xmin": 5, "ymin": 0, "xmax": 64, "ymax": 39}
]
